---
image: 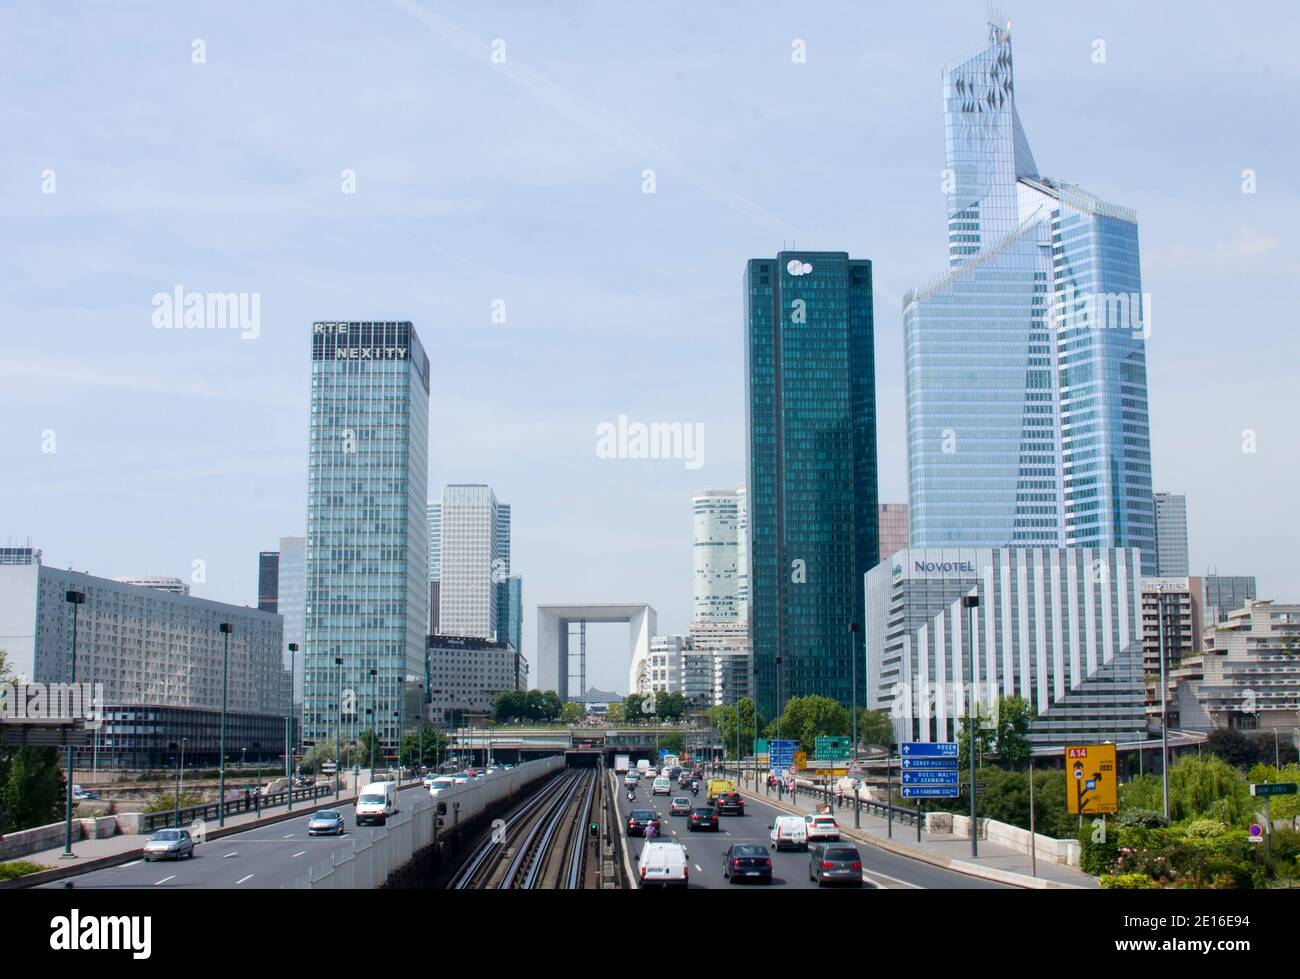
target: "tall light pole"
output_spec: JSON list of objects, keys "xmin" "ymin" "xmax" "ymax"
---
[
  {"xmin": 61, "ymin": 590, "xmax": 86, "ymax": 859},
  {"xmin": 218, "ymin": 622, "xmax": 232, "ymax": 828},
  {"xmin": 961, "ymin": 595, "xmax": 979, "ymax": 858},
  {"xmin": 1157, "ymin": 592, "xmax": 1170, "ymax": 823},
  {"xmin": 173, "ymin": 738, "xmax": 187, "ymax": 828},
  {"xmin": 368, "ymin": 667, "xmax": 378, "ymax": 774},
  {"xmin": 334, "ymin": 655, "xmax": 343, "ymax": 801},
  {"xmin": 286, "ymin": 643, "xmax": 297, "ymax": 811},
  {"xmin": 850, "ymin": 621, "xmax": 861, "ymax": 829}
]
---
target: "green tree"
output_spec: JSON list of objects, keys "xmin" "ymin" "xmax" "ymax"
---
[
  {"xmin": 356, "ymin": 729, "xmax": 385, "ymax": 769},
  {"xmin": 561, "ymin": 702, "xmax": 584, "ymax": 725},
  {"xmin": 493, "ymin": 689, "xmax": 527, "ymax": 723},
  {"xmin": 769, "ymin": 695, "xmax": 849, "ymax": 754},
  {"xmin": 854, "ymin": 708, "xmax": 893, "ymax": 749},
  {"xmin": 658, "ymin": 732, "xmax": 686, "ymax": 756},
  {"xmin": 540, "ymin": 690, "xmax": 563, "ymax": 723},
  {"xmin": 1123, "ymin": 755, "xmax": 1254, "ymax": 825},
  {"xmin": 624, "ymin": 694, "xmax": 646, "ymax": 723},
  {"xmin": 656, "ymin": 692, "xmax": 687, "ymax": 722},
  {"xmin": 1, "ymin": 747, "xmax": 65, "ymax": 832},
  {"xmin": 399, "ymin": 723, "xmax": 447, "ymax": 767},
  {"xmin": 1246, "ymin": 762, "xmax": 1300, "ymax": 827},
  {"xmin": 992, "ymin": 696, "xmax": 1035, "ymax": 770},
  {"xmin": 718, "ymin": 699, "xmax": 764, "ymax": 755},
  {"xmin": 605, "ymin": 702, "xmax": 625, "ymax": 724}
]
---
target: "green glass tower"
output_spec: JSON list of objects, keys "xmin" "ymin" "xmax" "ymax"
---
[{"xmin": 745, "ymin": 252, "xmax": 879, "ymax": 721}]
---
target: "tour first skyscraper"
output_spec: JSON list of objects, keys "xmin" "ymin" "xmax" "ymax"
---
[
  {"xmin": 745, "ymin": 252, "xmax": 879, "ymax": 719},
  {"xmin": 303, "ymin": 321, "xmax": 430, "ymax": 757},
  {"xmin": 904, "ymin": 19, "xmax": 1157, "ymax": 572}
]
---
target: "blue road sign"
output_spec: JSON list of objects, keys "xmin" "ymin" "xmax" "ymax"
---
[
  {"xmin": 901, "ymin": 785, "xmax": 960, "ymax": 798},
  {"xmin": 900, "ymin": 757, "xmax": 959, "ymax": 770},
  {"xmin": 901, "ymin": 741, "xmax": 958, "ymax": 758},
  {"xmin": 901, "ymin": 771, "xmax": 960, "ymax": 785},
  {"xmin": 769, "ymin": 739, "xmax": 796, "ymax": 768}
]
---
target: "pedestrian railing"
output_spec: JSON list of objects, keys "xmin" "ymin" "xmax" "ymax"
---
[{"xmin": 141, "ymin": 784, "xmax": 335, "ymax": 833}]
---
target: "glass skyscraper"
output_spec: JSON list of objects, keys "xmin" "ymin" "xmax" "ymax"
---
[
  {"xmin": 303, "ymin": 321, "xmax": 430, "ymax": 756},
  {"xmin": 905, "ymin": 19, "xmax": 1156, "ymax": 572},
  {"xmin": 745, "ymin": 252, "xmax": 879, "ymax": 719}
]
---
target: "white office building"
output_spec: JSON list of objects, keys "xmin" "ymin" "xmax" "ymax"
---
[
  {"xmin": 866, "ymin": 547, "xmax": 1148, "ymax": 749},
  {"xmin": 438, "ymin": 484, "xmax": 503, "ymax": 640},
  {"xmin": 276, "ymin": 535, "xmax": 307, "ymax": 709},
  {"xmin": 692, "ymin": 489, "xmax": 743, "ymax": 623}
]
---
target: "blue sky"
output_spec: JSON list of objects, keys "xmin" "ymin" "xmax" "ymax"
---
[{"xmin": 2, "ymin": 2, "xmax": 1296, "ymax": 693}]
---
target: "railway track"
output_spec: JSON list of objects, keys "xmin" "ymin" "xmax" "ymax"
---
[{"xmin": 449, "ymin": 769, "xmax": 598, "ymax": 889}]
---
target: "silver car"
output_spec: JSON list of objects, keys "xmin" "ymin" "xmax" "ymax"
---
[
  {"xmin": 307, "ymin": 809, "xmax": 345, "ymax": 836},
  {"xmin": 143, "ymin": 828, "xmax": 194, "ymax": 861}
]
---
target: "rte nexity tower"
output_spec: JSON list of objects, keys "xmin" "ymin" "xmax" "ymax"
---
[
  {"xmin": 303, "ymin": 321, "xmax": 430, "ymax": 758},
  {"xmin": 745, "ymin": 253, "xmax": 879, "ymax": 719}
]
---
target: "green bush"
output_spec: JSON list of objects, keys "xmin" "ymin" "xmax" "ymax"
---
[
  {"xmin": 0, "ymin": 861, "xmax": 47, "ymax": 881},
  {"xmin": 1116, "ymin": 808, "xmax": 1167, "ymax": 830},
  {"xmin": 1080, "ymin": 826, "xmax": 1120, "ymax": 876},
  {"xmin": 143, "ymin": 792, "xmax": 205, "ymax": 813},
  {"xmin": 1100, "ymin": 872, "xmax": 1158, "ymax": 889}
]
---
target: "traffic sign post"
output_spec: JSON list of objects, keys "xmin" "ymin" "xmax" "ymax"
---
[
  {"xmin": 899, "ymin": 742, "xmax": 958, "ymax": 799},
  {"xmin": 1250, "ymin": 783, "xmax": 1295, "ymax": 861},
  {"xmin": 815, "ymin": 736, "xmax": 851, "ymax": 761}
]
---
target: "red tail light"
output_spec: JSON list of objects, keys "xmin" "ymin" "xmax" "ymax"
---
[
  {"xmin": 764, "ymin": 858, "xmax": 772, "ymax": 867},
  {"xmin": 821, "ymin": 861, "xmax": 834, "ymax": 869},
  {"xmin": 732, "ymin": 859, "xmax": 741, "ymax": 867},
  {"xmin": 851, "ymin": 861, "xmax": 862, "ymax": 870}
]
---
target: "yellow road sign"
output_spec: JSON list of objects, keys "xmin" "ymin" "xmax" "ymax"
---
[{"xmin": 1065, "ymin": 744, "xmax": 1117, "ymax": 815}]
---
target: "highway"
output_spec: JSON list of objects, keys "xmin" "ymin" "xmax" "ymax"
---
[
  {"xmin": 40, "ymin": 782, "xmax": 433, "ymax": 890},
  {"xmin": 614, "ymin": 772, "xmax": 1010, "ymax": 889}
]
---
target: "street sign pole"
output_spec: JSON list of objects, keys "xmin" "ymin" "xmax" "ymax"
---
[{"xmin": 962, "ymin": 594, "xmax": 979, "ymax": 859}]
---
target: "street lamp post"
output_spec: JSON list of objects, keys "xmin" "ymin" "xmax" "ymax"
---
[
  {"xmin": 1157, "ymin": 593, "xmax": 1170, "ymax": 823},
  {"xmin": 334, "ymin": 655, "xmax": 343, "ymax": 801},
  {"xmin": 218, "ymin": 623, "xmax": 232, "ymax": 828},
  {"xmin": 851, "ymin": 621, "xmax": 861, "ymax": 829},
  {"xmin": 173, "ymin": 738, "xmax": 187, "ymax": 828},
  {"xmin": 61, "ymin": 589, "xmax": 86, "ymax": 859},
  {"xmin": 368, "ymin": 668, "xmax": 378, "ymax": 774},
  {"xmin": 287, "ymin": 643, "xmax": 297, "ymax": 811},
  {"xmin": 961, "ymin": 595, "xmax": 979, "ymax": 859}
]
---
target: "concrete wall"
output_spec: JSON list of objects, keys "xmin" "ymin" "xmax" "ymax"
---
[
  {"xmin": 0, "ymin": 820, "xmax": 83, "ymax": 861},
  {"xmin": 942, "ymin": 812, "xmax": 1079, "ymax": 866}
]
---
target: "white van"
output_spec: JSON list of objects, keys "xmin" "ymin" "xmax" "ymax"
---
[
  {"xmin": 769, "ymin": 814, "xmax": 808, "ymax": 851},
  {"xmin": 652, "ymin": 777, "xmax": 672, "ymax": 796},
  {"xmin": 355, "ymin": 781, "xmax": 398, "ymax": 826},
  {"xmin": 636, "ymin": 759, "xmax": 650, "ymax": 776},
  {"xmin": 428, "ymin": 776, "xmax": 456, "ymax": 797},
  {"xmin": 638, "ymin": 841, "xmax": 689, "ymax": 888}
]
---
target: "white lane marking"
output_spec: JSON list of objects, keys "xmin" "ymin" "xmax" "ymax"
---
[
  {"xmin": 283, "ymin": 833, "xmax": 295, "ymax": 838},
  {"xmin": 223, "ymin": 851, "xmax": 238, "ymax": 858},
  {"xmin": 235, "ymin": 874, "xmax": 254, "ymax": 885},
  {"xmin": 694, "ymin": 864, "xmax": 703, "ymax": 872},
  {"xmin": 154, "ymin": 875, "xmax": 175, "ymax": 885},
  {"xmin": 292, "ymin": 850, "xmax": 306, "ymax": 858},
  {"xmin": 862, "ymin": 868, "xmax": 922, "ymax": 889},
  {"xmin": 119, "ymin": 860, "xmax": 142, "ymax": 868}
]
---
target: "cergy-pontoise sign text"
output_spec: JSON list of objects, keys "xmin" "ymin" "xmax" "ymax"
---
[{"xmin": 912, "ymin": 560, "xmax": 976, "ymax": 574}]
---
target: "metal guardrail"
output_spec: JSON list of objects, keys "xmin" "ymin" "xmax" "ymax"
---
[{"xmin": 141, "ymin": 785, "xmax": 334, "ymax": 833}]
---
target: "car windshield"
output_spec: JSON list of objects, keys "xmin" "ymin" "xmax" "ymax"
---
[
  {"xmin": 152, "ymin": 831, "xmax": 181, "ymax": 841},
  {"xmin": 733, "ymin": 845, "xmax": 766, "ymax": 856},
  {"xmin": 359, "ymin": 794, "xmax": 384, "ymax": 805},
  {"xmin": 673, "ymin": 798, "xmax": 689, "ymax": 804},
  {"xmin": 315, "ymin": 810, "xmax": 339, "ymax": 819},
  {"xmin": 825, "ymin": 847, "xmax": 859, "ymax": 861},
  {"xmin": 693, "ymin": 808, "xmax": 715, "ymax": 816},
  {"xmin": 630, "ymin": 810, "xmax": 655, "ymax": 820}
]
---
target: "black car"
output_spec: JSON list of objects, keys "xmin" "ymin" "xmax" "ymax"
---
[
  {"xmin": 688, "ymin": 806, "xmax": 720, "ymax": 832},
  {"xmin": 723, "ymin": 843, "xmax": 773, "ymax": 884},
  {"xmin": 715, "ymin": 791, "xmax": 745, "ymax": 816},
  {"xmin": 627, "ymin": 809, "xmax": 661, "ymax": 838},
  {"xmin": 809, "ymin": 843, "xmax": 864, "ymax": 887}
]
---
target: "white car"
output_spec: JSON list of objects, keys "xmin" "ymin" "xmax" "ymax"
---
[
  {"xmin": 624, "ymin": 773, "xmax": 640, "ymax": 787},
  {"xmin": 428, "ymin": 776, "xmax": 456, "ymax": 796},
  {"xmin": 652, "ymin": 777, "xmax": 672, "ymax": 796},
  {"xmin": 638, "ymin": 841, "xmax": 689, "ymax": 888},
  {"xmin": 805, "ymin": 813, "xmax": 841, "ymax": 843},
  {"xmin": 770, "ymin": 815, "xmax": 808, "ymax": 851},
  {"xmin": 645, "ymin": 767, "xmax": 658, "ymax": 779}
]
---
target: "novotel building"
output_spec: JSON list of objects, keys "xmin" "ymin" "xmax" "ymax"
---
[
  {"xmin": 302, "ymin": 321, "xmax": 430, "ymax": 757},
  {"xmin": 865, "ymin": 547, "xmax": 1148, "ymax": 750}
]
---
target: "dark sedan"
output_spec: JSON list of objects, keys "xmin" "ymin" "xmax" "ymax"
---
[
  {"xmin": 687, "ymin": 806, "xmax": 720, "ymax": 832},
  {"xmin": 723, "ymin": 843, "xmax": 772, "ymax": 884},
  {"xmin": 627, "ymin": 809, "xmax": 661, "ymax": 837},
  {"xmin": 715, "ymin": 791, "xmax": 745, "ymax": 816},
  {"xmin": 809, "ymin": 843, "xmax": 864, "ymax": 887}
]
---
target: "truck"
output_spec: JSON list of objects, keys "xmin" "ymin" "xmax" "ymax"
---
[
  {"xmin": 707, "ymin": 778, "xmax": 735, "ymax": 804},
  {"xmin": 661, "ymin": 754, "xmax": 679, "ymax": 772},
  {"xmin": 614, "ymin": 754, "xmax": 631, "ymax": 774},
  {"xmin": 355, "ymin": 781, "xmax": 398, "ymax": 826},
  {"xmin": 636, "ymin": 759, "xmax": 651, "ymax": 776}
]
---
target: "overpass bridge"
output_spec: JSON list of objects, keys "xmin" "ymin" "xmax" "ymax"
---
[{"xmin": 446, "ymin": 726, "xmax": 719, "ymax": 767}]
